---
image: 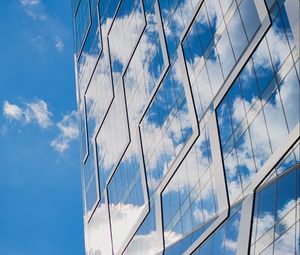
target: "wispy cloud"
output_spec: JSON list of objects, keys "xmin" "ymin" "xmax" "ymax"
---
[
  {"xmin": 50, "ymin": 111, "xmax": 79, "ymax": 153},
  {"xmin": 20, "ymin": 0, "xmax": 47, "ymax": 21},
  {"xmin": 31, "ymin": 35, "xmax": 45, "ymax": 51},
  {"xmin": 3, "ymin": 99, "xmax": 52, "ymax": 128},
  {"xmin": 25, "ymin": 100, "xmax": 52, "ymax": 128},
  {"xmin": 3, "ymin": 99, "xmax": 78, "ymax": 153},
  {"xmin": 3, "ymin": 101, "xmax": 23, "ymax": 120},
  {"xmin": 20, "ymin": 0, "xmax": 40, "ymax": 6},
  {"xmin": 55, "ymin": 36, "xmax": 64, "ymax": 52}
]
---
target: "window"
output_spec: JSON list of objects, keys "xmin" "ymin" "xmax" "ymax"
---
[
  {"xmin": 75, "ymin": 0, "xmax": 91, "ymax": 54},
  {"xmin": 251, "ymin": 149, "xmax": 299, "ymax": 255},
  {"xmin": 162, "ymin": 124, "xmax": 218, "ymax": 248},
  {"xmin": 216, "ymin": 5, "xmax": 300, "ymax": 204}
]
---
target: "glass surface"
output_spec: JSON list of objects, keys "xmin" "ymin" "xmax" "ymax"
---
[
  {"xmin": 192, "ymin": 203, "xmax": 242, "ymax": 255},
  {"xmin": 162, "ymin": 124, "xmax": 217, "ymax": 248},
  {"xmin": 216, "ymin": 29, "xmax": 235, "ymax": 78},
  {"xmin": 71, "ymin": 0, "xmax": 300, "ymax": 254},
  {"xmin": 123, "ymin": 0, "xmax": 165, "ymax": 132},
  {"xmin": 76, "ymin": 2, "xmax": 103, "ymax": 108},
  {"xmin": 227, "ymin": 8, "xmax": 248, "ymax": 60},
  {"xmin": 158, "ymin": 0, "xmax": 195, "ymax": 60},
  {"xmin": 216, "ymin": 3, "xmax": 300, "ymax": 204},
  {"xmin": 79, "ymin": 101, "xmax": 88, "ymax": 162},
  {"xmin": 107, "ymin": 139, "xmax": 145, "ymax": 252},
  {"xmin": 250, "ymin": 162, "xmax": 299, "ymax": 255},
  {"xmin": 96, "ymin": 85, "xmax": 130, "ymax": 195},
  {"xmin": 140, "ymin": 56, "xmax": 193, "ymax": 195},
  {"xmin": 83, "ymin": 144, "xmax": 99, "ymax": 215},
  {"xmin": 183, "ymin": 0, "xmax": 261, "ymax": 121},
  {"xmin": 85, "ymin": 55, "xmax": 114, "ymax": 144},
  {"xmin": 75, "ymin": 0, "xmax": 91, "ymax": 54},
  {"xmin": 85, "ymin": 198, "xmax": 113, "ymax": 255},
  {"xmin": 123, "ymin": 203, "xmax": 162, "ymax": 255},
  {"xmin": 239, "ymin": 0, "xmax": 260, "ymax": 40},
  {"xmin": 109, "ymin": 0, "xmax": 146, "ymax": 87}
]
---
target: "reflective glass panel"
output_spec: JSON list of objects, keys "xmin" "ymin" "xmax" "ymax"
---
[
  {"xmin": 192, "ymin": 203, "xmax": 242, "ymax": 255},
  {"xmin": 251, "ymin": 155, "xmax": 299, "ymax": 255},
  {"xmin": 183, "ymin": 0, "xmax": 261, "ymax": 121},
  {"xmin": 107, "ymin": 140, "xmax": 145, "ymax": 252},
  {"xmin": 162, "ymin": 124, "xmax": 218, "ymax": 248},
  {"xmin": 216, "ymin": 4, "xmax": 300, "ymax": 204},
  {"xmin": 140, "ymin": 57, "xmax": 193, "ymax": 195}
]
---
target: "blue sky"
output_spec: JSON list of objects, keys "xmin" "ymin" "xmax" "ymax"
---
[{"xmin": 0, "ymin": 0, "xmax": 84, "ymax": 254}]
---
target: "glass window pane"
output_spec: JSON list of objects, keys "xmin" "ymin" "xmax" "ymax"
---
[
  {"xmin": 227, "ymin": 9, "xmax": 248, "ymax": 60},
  {"xmin": 239, "ymin": 0, "xmax": 260, "ymax": 40},
  {"xmin": 206, "ymin": 51, "xmax": 224, "ymax": 95},
  {"xmin": 216, "ymin": 30, "xmax": 235, "ymax": 78},
  {"xmin": 278, "ymin": 67, "xmax": 300, "ymax": 132},
  {"xmin": 263, "ymin": 93, "xmax": 288, "ymax": 152},
  {"xmin": 274, "ymin": 225, "xmax": 296, "ymax": 255},
  {"xmin": 248, "ymin": 110, "xmax": 271, "ymax": 170},
  {"xmin": 252, "ymin": 39, "xmax": 274, "ymax": 94}
]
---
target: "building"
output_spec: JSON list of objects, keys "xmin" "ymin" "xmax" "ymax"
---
[{"xmin": 72, "ymin": 0, "xmax": 300, "ymax": 254}]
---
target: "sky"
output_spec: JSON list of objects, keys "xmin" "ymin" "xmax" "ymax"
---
[{"xmin": 0, "ymin": 0, "xmax": 85, "ymax": 254}]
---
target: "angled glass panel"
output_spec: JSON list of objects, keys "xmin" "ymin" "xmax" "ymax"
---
[
  {"xmin": 140, "ymin": 57, "xmax": 193, "ymax": 195},
  {"xmin": 164, "ymin": 218, "xmax": 214, "ymax": 255},
  {"xmin": 183, "ymin": 0, "xmax": 261, "ymax": 121},
  {"xmin": 216, "ymin": 4, "xmax": 300, "ymax": 204},
  {"xmin": 262, "ymin": 89, "xmax": 289, "ymax": 153},
  {"xmin": 99, "ymin": 0, "xmax": 119, "ymax": 27},
  {"xmin": 227, "ymin": 8, "xmax": 248, "ymax": 60},
  {"xmin": 73, "ymin": 0, "xmax": 80, "ymax": 12},
  {"xmin": 162, "ymin": 123, "xmax": 218, "ymax": 248},
  {"xmin": 123, "ymin": 0, "xmax": 165, "ymax": 132},
  {"xmin": 85, "ymin": 196, "xmax": 113, "ymax": 255},
  {"xmin": 216, "ymin": 29, "xmax": 235, "ymax": 79},
  {"xmin": 250, "ymin": 154, "xmax": 299, "ymax": 255},
  {"xmin": 238, "ymin": 0, "xmax": 260, "ymax": 40},
  {"xmin": 123, "ymin": 202, "xmax": 162, "ymax": 255},
  {"xmin": 107, "ymin": 138, "xmax": 145, "ymax": 253},
  {"xmin": 83, "ymin": 143, "xmax": 99, "ymax": 216},
  {"xmin": 158, "ymin": 0, "xmax": 195, "ymax": 60},
  {"xmin": 278, "ymin": 66, "xmax": 300, "ymax": 133},
  {"xmin": 96, "ymin": 85, "xmax": 130, "ymax": 195},
  {"xmin": 192, "ymin": 203, "xmax": 242, "ymax": 255},
  {"xmin": 77, "ymin": 3, "xmax": 102, "ymax": 104},
  {"xmin": 79, "ymin": 101, "xmax": 88, "ymax": 162},
  {"xmin": 85, "ymin": 54, "xmax": 114, "ymax": 144},
  {"xmin": 75, "ymin": 0, "xmax": 91, "ymax": 54},
  {"xmin": 109, "ymin": 0, "xmax": 146, "ymax": 86}
]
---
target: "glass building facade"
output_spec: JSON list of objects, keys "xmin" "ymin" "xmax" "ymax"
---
[{"xmin": 72, "ymin": 0, "xmax": 300, "ymax": 254}]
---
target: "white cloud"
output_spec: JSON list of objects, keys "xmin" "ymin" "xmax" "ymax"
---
[
  {"xmin": 20, "ymin": 0, "xmax": 47, "ymax": 21},
  {"xmin": 3, "ymin": 100, "xmax": 23, "ymax": 120},
  {"xmin": 31, "ymin": 35, "xmax": 45, "ymax": 51},
  {"xmin": 55, "ymin": 36, "xmax": 64, "ymax": 52},
  {"xmin": 2, "ymin": 99, "xmax": 79, "ymax": 153},
  {"xmin": 25, "ymin": 10, "xmax": 47, "ymax": 21},
  {"xmin": 51, "ymin": 111, "xmax": 79, "ymax": 153},
  {"xmin": 3, "ymin": 99, "xmax": 52, "ymax": 128},
  {"xmin": 20, "ymin": 0, "xmax": 40, "ymax": 6},
  {"xmin": 25, "ymin": 100, "xmax": 52, "ymax": 128}
]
